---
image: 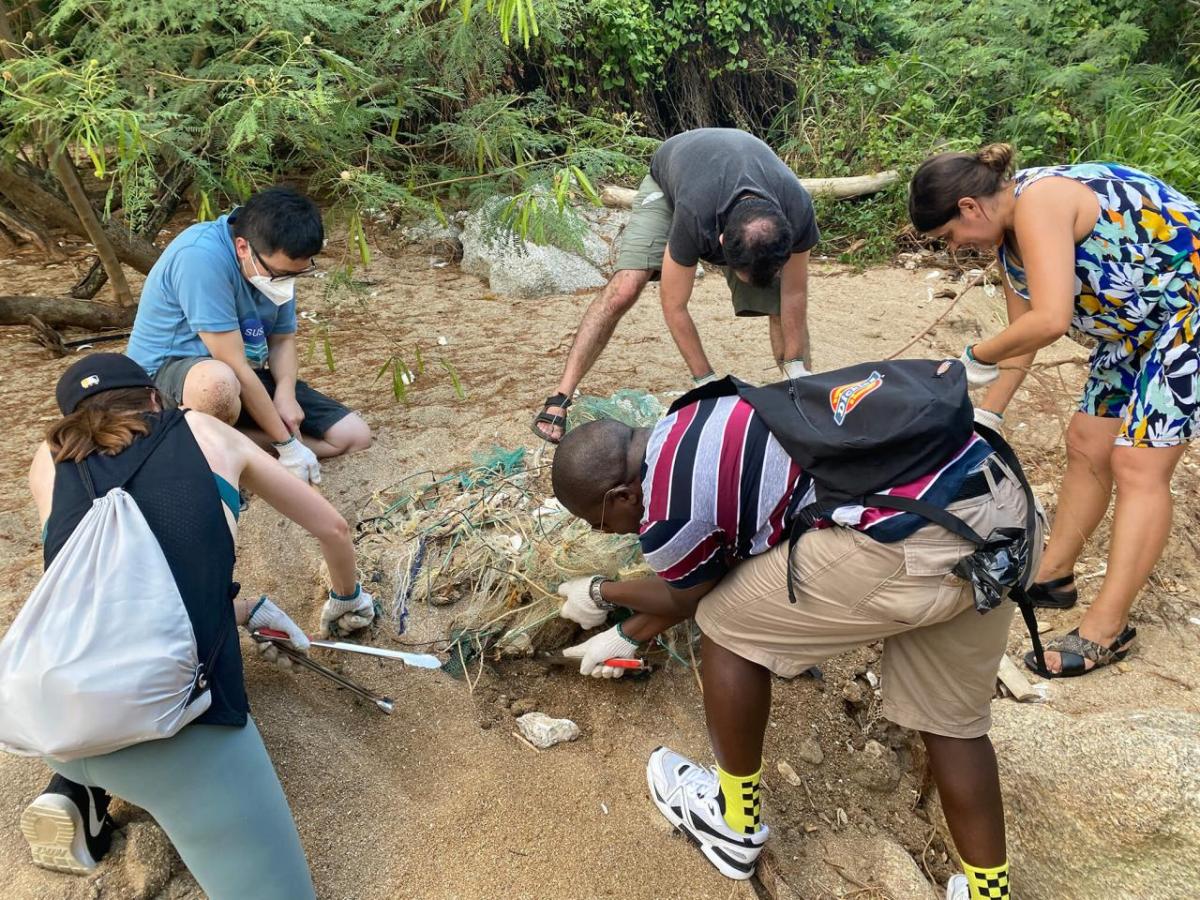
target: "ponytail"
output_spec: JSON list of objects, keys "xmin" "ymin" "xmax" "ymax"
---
[
  {"xmin": 908, "ymin": 143, "xmax": 1015, "ymax": 233},
  {"xmin": 46, "ymin": 387, "xmax": 159, "ymax": 463}
]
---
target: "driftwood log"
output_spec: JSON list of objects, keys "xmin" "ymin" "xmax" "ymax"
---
[
  {"xmin": 600, "ymin": 170, "xmax": 899, "ymax": 209},
  {"xmin": 0, "ymin": 296, "xmax": 137, "ymax": 329}
]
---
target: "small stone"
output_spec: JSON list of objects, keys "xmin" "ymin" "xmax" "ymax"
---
[
  {"xmin": 777, "ymin": 760, "xmax": 803, "ymax": 786},
  {"xmin": 1116, "ymin": 661, "xmax": 1132, "ymax": 674},
  {"xmin": 796, "ymin": 738, "xmax": 824, "ymax": 766},
  {"xmin": 509, "ymin": 698, "xmax": 538, "ymax": 717},
  {"xmin": 864, "ymin": 670, "xmax": 879, "ymax": 689},
  {"xmin": 841, "ymin": 681, "xmax": 865, "ymax": 706},
  {"xmin": 516, "ymin": 712, "xmax": 580, "ymax": 749},
  {"xmin": 863, "ymin": 739, "xmax": 886, "ymax": 758},
  {"xmin": 836, "ymin": 808, "xmax": 849, "ymax": 827}
]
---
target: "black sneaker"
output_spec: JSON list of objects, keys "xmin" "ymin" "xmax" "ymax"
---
[{"xmin": 19, "ymin": 775, "xmax": 114, "ymax": 874}]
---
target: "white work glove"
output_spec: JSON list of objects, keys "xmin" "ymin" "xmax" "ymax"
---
[
  {"xmin": 692, "ymin": 371, "xmax": 721, "ymax": 387},
  {"xmin": 320, "ymin": 584, "xmax": 377, "ymax": 638},
  {"xmin": 959, "ymin": 346, "xmax": 999, "ymax": 388},
  {"xmin": 561, "ymin": 624, "xmax": 642, "ymax": 678},
  {"xmin": 782, "ymin": 359, "xmax": 810, "ymax": 379},
  {"xmin": 973, "ymin": 407, "xmax": 1004, "ymax": 432},
  {"xmin": 273, "ymin": 435, "xmax": 322, "ymax": 485},
  {"xmin": 248, "ymin": 596, "xmax": 311, "ymax": 672},
  {"xmin": 557, "ymin": 576, "xmax": 610, "ymax": 629}
]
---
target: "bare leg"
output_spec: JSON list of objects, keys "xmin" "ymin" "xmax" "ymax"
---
[
  {"xmin": 1035, "ymin": 412, "xmax": 1122, "ymax": 582},
  {"xmin": 701, "ymin": 635, "xmax": 771, "ymax": 775},
  {"xmin": 922, "ymin": 733, "xmax": 1005, "ymax": 867},
  {"xmin": 1045, "ymin": 442, "xmax": 1187, "ymax": 672},
  {"xmin": 181, "ymin": 360, "xmax": 242, "ymax": 425},
  {"xmin": 533, "ymin": 269, "xmax": 652, "ymax": 441}
]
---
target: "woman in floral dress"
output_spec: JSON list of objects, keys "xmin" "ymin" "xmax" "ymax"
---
[{"xmin": 908, "ymin": 143, "xmax": 1199, "ymax": 677}]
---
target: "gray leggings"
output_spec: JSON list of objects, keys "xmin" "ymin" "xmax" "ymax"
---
[{"xmin": 48, "ymin": 719, "xmax": 315, "ymax": 900}]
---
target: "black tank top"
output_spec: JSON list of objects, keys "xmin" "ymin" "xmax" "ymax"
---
[{"xmin": 43, "ymin": 409, "xmax": 247, "ymax": 727}]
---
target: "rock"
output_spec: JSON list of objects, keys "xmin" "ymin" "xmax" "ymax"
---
[
  {"xmin": 841, "ymin": 681, "xmax": 866, "ymax": 707},
  {"xmin": 509, "ymin": 698, "xmax": 538, "ymax": 717},
  {"xmin": 120, "ymin": 820, "xmax": 175, "ymax": 900},
  {"xmin": 460, "ymin": 198, "xmax": 607, "ymax": 298},
  {"xmin": 496, "ymin": 630, "xmax": 533, "ymax": 658},
  {"xmin": 516, "ymin": 712, "xmax": 581, "ymax": 748},
  {"xmin": 931, "ymin": 706, "xmax": 1200, "ymax": 898},
  {"xmin": 851, "ymin": 740, "xmax": 902, "ymax": 792},
  {"xmin": 796, "ymin": 738, "xmax": 824, "ymax": 766},
  {"xmin": 777, "ymin": 760, "xmax": 803, "ymax": 786}
]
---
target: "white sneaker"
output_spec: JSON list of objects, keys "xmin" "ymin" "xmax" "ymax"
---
[
  {"xmin": 645, "ymin": 746, "xmax": 770, "ymax": 880},
  {"xmin": 946, "ymin": 874, "xmax": 970, "ymax": 900}
]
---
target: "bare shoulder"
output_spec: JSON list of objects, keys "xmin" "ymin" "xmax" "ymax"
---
[
  {"xmin": 183, "ymin": 410, "xmax": 247, "ymax": 485},
  {"xmin": 1016, "ymin": 176, "xmax": 1099, "ymax": 238}
]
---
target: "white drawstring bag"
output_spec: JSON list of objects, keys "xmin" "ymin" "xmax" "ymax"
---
[{"xmin": 0, "ymin": 478, "xmax": 213, "ymax": 762}]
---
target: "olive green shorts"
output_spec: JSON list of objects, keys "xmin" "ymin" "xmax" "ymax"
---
[{"xmin": 615, "ymin": 175, "xmax": 782, "ymax": 317}]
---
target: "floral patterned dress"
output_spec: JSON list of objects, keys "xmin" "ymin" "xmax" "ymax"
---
[{"xmin": 1000, "ymin": 163, "xmax": 1200, "ymax": 447}]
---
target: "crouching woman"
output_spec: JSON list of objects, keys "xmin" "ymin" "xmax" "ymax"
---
[{"xmin": 16, "ymin": 354, "xmax": 376, "ymax": 899}]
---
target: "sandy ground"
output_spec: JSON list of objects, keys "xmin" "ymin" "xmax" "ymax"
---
[{"xmin": 0, "ymin": 226, "xmax": 1198, "ymax": 900}]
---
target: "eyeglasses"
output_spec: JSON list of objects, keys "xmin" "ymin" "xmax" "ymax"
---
[{"xmin": 251, "ymin": 244, "xmax": 318, "ymax": 282}]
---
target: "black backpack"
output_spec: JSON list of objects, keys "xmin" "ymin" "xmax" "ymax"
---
[{"xmin": 672, "ymin": 359, "xmax": 1045, "ymax": 671}]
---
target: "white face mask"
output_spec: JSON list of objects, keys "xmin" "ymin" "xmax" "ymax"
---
[
  {"xmin": 245, "ymin": 252, "xmax": 296, "ymax": 306},
  {"xmin": 251, "ymin": 274, "xmax": 296, "ymax": 306}
]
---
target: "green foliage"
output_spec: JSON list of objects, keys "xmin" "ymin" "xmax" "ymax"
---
[{"xmin": 3, "ymin": 0, "xmax": 1198, "ymax": 271}]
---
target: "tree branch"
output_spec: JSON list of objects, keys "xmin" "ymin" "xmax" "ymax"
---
[
  {"xmin": 0, "ymin": 156, "xmax": 161, "ymax": 273},
  {"xmin": 48, "ymin": 146, "xmax": 133, "ymax": 305}
]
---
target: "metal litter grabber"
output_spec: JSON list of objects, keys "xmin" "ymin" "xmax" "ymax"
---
[
  {"xmin": 254, "ymin": 628, "xmax": 441, "ymax": 669},
  {"xmin": 251, "ymin": 629, "xmax": 395, "ymax": 715}
]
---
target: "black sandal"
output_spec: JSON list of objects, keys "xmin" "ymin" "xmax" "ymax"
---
[
  {"xmin": 531, "ymin": 392, "xmax": 572, "ymax": 444},
  {"xmin": 1023, "ymin": 625, "xmax": 1136, "ymax": 678},
  {"xmin": 1027, "ymin": 573, "xmax": 1078, "ymax": 609}
]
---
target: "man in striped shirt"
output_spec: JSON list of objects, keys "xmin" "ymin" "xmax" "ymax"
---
[{"xmin": 551, "ymin": 395, "xmax": 1034, "ymax": 897}]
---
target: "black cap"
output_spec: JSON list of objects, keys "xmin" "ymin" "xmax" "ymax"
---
[{"xmin": 56, "ymin": 353, "xmax": 155, "ymax": 415}]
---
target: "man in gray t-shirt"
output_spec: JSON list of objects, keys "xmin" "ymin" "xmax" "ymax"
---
[{"xmin": 533, "ymin": 128, "xmax": 819, "ymax": 443}]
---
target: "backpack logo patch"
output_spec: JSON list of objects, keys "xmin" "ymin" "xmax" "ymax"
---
[{"xmin": 829, "ymin": 371, "xmax": 884, "ymax": 425}]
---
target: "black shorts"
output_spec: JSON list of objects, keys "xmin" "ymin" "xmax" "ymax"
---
[{"xmin": 154, "ymin": 356, "xmax": 352, "ymax": 439}]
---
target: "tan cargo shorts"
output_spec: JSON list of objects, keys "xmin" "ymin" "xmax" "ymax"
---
[
  {"xmin": 615, "ymin": 175, "xmax": 783, "ymax": 317},
  {"xmin": 695, "ymin": 464, "xmax": 1041, "ymax": 739}
]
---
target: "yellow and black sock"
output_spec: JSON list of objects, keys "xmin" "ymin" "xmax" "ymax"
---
[
  {"xmin": 715, "ymin": 764, "xmax": 761, "ymax": 835},
  {"xmin": 962, "ymin": 859, "xmax": 1010, "ymax": 899}
]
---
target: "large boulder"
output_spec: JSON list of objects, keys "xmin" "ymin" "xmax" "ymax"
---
[
  {"xmin": 936, "ymin": 706, "xmax": 1200, "ymax": 899},
  {"xmin": 460, "ymin": 198, "xmax": 608, "ymax": 298}
]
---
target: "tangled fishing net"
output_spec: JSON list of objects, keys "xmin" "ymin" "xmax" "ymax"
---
[{"xmin": 354, "ymin": 391, "xmax": 682, "ymax": 676}]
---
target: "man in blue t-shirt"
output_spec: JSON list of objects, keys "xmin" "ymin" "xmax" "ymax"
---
[{"xmin": 127, "ymin": 187, "xmax": 370, "ymax": 484}]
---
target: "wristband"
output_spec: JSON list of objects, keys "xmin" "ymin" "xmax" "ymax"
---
[
  {"xmin": 589, "ymin": 575, "xmax": 615, "ymax": 611},
  {"xmin": 328, "ymin": 583, "xmax": 362, "ymax": 602},
  {"xmin": 248, "ymin": 596, "xmax": 268, "ymax": 621},
  {"xmin": 692, "ymin": 371, "xmax": 716, "ymax": 385},
  {"xmin": 966, "ymin": 344, "xmax": 994, "ymax": 366},
  {"xmin": 272, "ymin": 435, "xmax": 297, "ymax": 448},
  {"xmin": 616, "ymin": 620, "xmax": 645, "ymax": 650}
]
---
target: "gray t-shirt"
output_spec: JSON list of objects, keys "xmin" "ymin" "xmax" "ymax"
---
[{"xmin": 649, "ymin": 128, "xmax": 820, "ymax": 267}]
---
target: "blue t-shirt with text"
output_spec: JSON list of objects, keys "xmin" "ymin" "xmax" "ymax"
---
[{"xmin": 126, "ymin": 212, "xmax": 297, "ymax": 376}]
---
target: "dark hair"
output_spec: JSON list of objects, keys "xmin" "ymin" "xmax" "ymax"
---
[
  {"xmin": 231, "ymin": 186, "xmax": 324, "ymax": 258},
  {"xmin": 908, "ymin": 143, "xmax": 1015, "ymax": 233},
  {"xmin": 722, "ymin": 199, "xmax": 794, "ymax": 288},
  {"xmin": 46, "ymin": 387, "xmax": 159, "ymax": 463},
  {"xmin": 551, "ymin": 419, "xmax": 633, "ymax": 518}
]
